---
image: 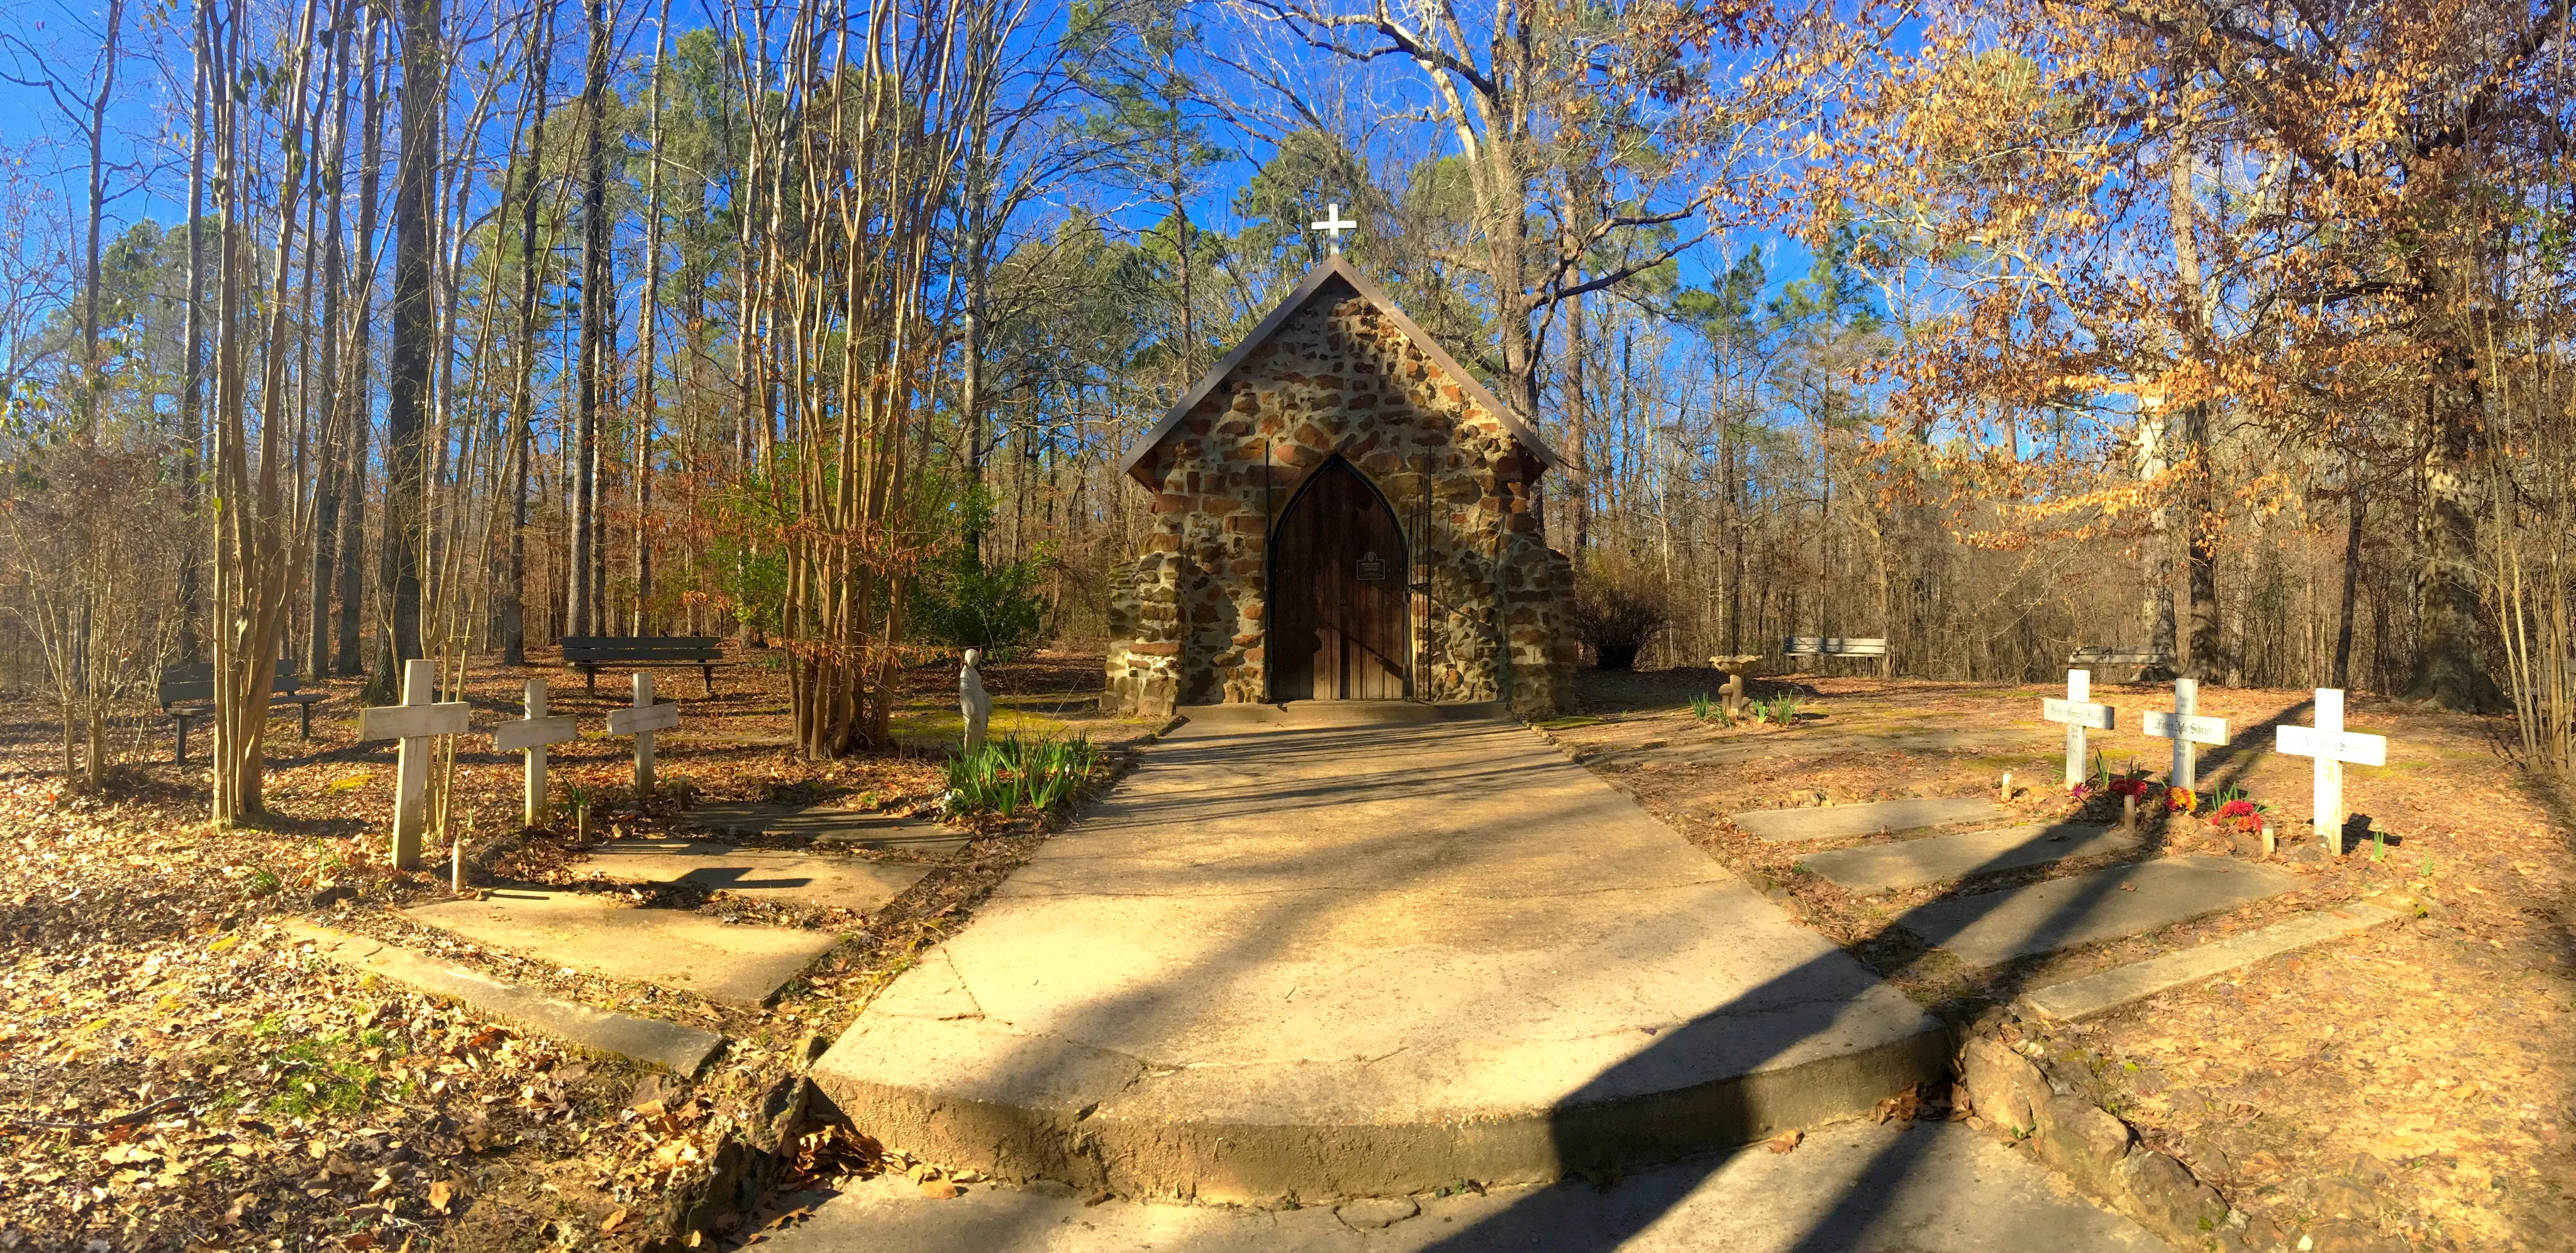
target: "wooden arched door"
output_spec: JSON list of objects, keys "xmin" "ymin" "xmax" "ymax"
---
[{"xmin": 1270, "ymin": 458, "xmax": 1410, "ymax": 701}]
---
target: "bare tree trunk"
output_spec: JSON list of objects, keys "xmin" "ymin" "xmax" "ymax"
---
[
  {"xmin": 566, "ymin": 0, "xmax": 611, "ymax": 641},
  {"xmin": 503, "ymin": 1, "xmax": 554, "ymax": 664},
  {"xmin": 306, "ymin": 13, "xmax": 353, "ymax": 681},
  {"xmin": 632, "ymin": 0, "xmax": 671, "ymax": 637},
  {"xmin": 335, "ymin": 8, "xmax": 382, "ymax": 677},
  {"xmin": 376, "ymin": 0, "xmax": 441, "ymax": 699},
  {"xmin": 2334, "ymin": 448, "xmax": 2365, "ymax": 689},
  {"xmin": 178, "ymin": 16, "xmax": 209, "ymax": 665},
  {"xmin": 2169, "ymin": 135, "xmax": 2225, "ymax": 681}
]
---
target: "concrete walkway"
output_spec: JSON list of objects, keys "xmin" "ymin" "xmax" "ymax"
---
[
  {"xmin": 761, "ymin": 1120, "xmax": 2162, "ymax": 1252},
  {"xmin": 812, "ymin": 706, "xmax": 1947, "ymax": 1205}
]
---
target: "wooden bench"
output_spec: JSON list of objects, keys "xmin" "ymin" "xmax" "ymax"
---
[
  {"xmin": 2068, "ymin": 645, "xmax": 2175, "ymax": 675},
  {"xmin": 561, "ymin": 636, "xmax": 728, "ymax": 696},
  {"xmin": 1783, "ymin": 637, "xmax": 1888, "ymax": 658},
  {"xmin": 157, "ymin": 662, "xmax": 328, "ymax": 764}
]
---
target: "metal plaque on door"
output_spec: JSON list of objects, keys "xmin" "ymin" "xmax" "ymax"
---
[{"xmin": 1356, "ymin": 552, "xmax": 1385, "ymax": 581}]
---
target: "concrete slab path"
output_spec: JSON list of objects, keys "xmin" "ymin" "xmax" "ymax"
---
[
  {"xmin": 757, "ymin": 1120, "xmax": 2160, "ymax": 1252},
  {"xmin": 812, "ymin": 708, "xmax": 1946, "ymax": 1205},
  {"xmin": 2016, "ymin": 902, "xmax": 2401, "ymax": 1020},
  {"xmin": 1896, "ymin": 855, "xmax": 2299, "ymax": 966},
  {"xmin": 575, "ymin": 837, "xmax": 930, "ymax": 908},
  {"xmin": 282, "ymin": 920, "xmax": 722, "ymax": 1074},
  {"xmin": 685, "ymin": 801, "xmax": 972, "ymax": 857},
  {"xmin": 1794, "ymin": 822, "xmax": 2133, "ymax": 894},
  {"xmin": 406, "ymin": 888, "xmax": 838, "ymax": 1006},
  {"xmin": 1730, "ymin": 797, "xmax": 2010, "ymax": 844}
]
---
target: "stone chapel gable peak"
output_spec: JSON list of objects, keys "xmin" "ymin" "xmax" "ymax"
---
[{"xmin": 1113, "ymin": 254, "xmax": 1567, "ymax": 486}]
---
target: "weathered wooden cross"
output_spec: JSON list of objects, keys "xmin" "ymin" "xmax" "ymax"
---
[
  {"xmin": 2143, "ymin": 677, "xmax": 2229, "ymax": 790},
  {"xmin": 2041, "ymin": 669, "xmax": 2118, "ymax": 788},
  {"xmin": 358, "ymin": 658, "xmax": 470, "ymax": 870},
  {"xmin": 2273, "ymin": 688, "xmax": 2387, "ymax": 855},
  {"xmin": 607, "ymin": 672, "xmax": 680, "ymax": 798},
  {"xmin": 493, "ymin": 679, "xmax": 580, "ymax": 828}
]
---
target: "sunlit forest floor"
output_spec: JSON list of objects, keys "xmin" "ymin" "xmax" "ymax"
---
[
  {"xmin": 4, "ymin": 657, "xmax": 2568, "ymax": 1250},
  {"xmin": 1552, "ymin": 668, "xmax": 2576, "ymax": 1252},
  {"xmin": 0, "ymin": 649, "xmax": 1144, "ymax": 1250}
]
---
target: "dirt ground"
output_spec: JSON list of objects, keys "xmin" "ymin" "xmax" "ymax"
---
[
  {"xmin": 6, "ymin": 654, "xmax": 2570, "ymax": 1251},
  {"xmin": 0, "ymin": 647, "xmax": 1147, "ymax": 1252},
  {"xmin": 1548, "ymin": 666, "xmax": 2576, "ymax": 1252}
]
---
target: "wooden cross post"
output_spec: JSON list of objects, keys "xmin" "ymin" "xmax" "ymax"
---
[
  {"xmin": 608, "ymin": 672, "xmax": 680, "ymax": 799},
  {"xmin": 2041, "ymin": 669, "xmax": 2117, "ymax": 788},
  {"xmin": 2143, "ymin": 677, "xmax": 2229, "ymax": 791},
  {"xmin": 2273, "ymin": 688, "xmax": 2387, "ymax": 856},
  {"xmin": 358, "ymin": 658, "xmax": 470, "ymax": 870},
  {"xmin": 493, "ymin": 679, "xmax": 580, "ymax": 828}
]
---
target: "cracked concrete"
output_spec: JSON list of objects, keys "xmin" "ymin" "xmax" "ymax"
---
[{"xmin": 811, "ymin": 706, "xmax": 1946, "ymax": 1204}]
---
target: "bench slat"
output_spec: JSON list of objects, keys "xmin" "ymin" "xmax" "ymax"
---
[{"xmin": 1783, "ymin": 637, "xmax": 1889, "ymax": 657}]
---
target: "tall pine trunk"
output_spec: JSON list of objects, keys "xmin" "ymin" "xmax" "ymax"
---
[{"xmin": 375, "ymin": 0, "xmax": 441, "ymax": 701}]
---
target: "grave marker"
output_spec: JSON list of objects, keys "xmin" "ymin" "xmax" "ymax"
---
[
  {"xmin": 2143, "ymin": 677, "xmax": 2229, "ymax": 790},
  {"xmin": 358, "ymin": 658, "xmax": 470, "ymax": 869},
  {"xmin": 2273, "ymin": 688, "xmax": 2386, "ymax": 855},
  {"xmin": 2041, "ymin": 669, "xmax": 2117, "ymax": 788},
  {"xmin": 608, "ymin": 672, "xmax": 680, "ymax": 798},
  {"xmin": 493, "ymin": 679, "xmax": 580, "ymax": 827}
]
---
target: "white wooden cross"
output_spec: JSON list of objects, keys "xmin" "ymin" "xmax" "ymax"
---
[
  {"xmin": 2143, "ymin": 677, "xmax": 2229, "ymax": 790},
  {"xmin": 607, "ymin": 672, "xmax": 680, "ymax": 798},
  {"xmin": 358, "ymin": 657, "xmax": 471, "ymax": 870},
  {"xmin": 1311, "ymin": 203, "xmax": 1357, "ymax": 254},
  {"xmin": 2273, "ymin": 688, "xmax": 2386, "ymax": 855},
  {"xmin": 2041, "ymin": 669, "xmax": 2118, "ymax": 788},
  {"xmin": 493, "ymin": 679, "xmax": 580, "ymax": 828}
]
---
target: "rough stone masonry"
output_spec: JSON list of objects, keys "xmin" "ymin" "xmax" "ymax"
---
[{"xmin": 1106, "ymin": 257, "xmax": 1577, "ymax": 717}]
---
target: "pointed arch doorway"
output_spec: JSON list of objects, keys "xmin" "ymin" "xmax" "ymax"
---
[{"xmin": 1270, "ymin": 457, "xmax": 1411, "ymax": 701}]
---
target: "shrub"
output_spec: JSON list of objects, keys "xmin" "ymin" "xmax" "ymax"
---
[
  {"xmin": 1570, "ymin": 559, "xmax": 1671, "ymax": 670},
  {"xmin": 942, "ymin": 734, "xmax": 1100, "ymax": 819},
  {"xmin": 914, "ymin": 547, "xmax": 1051, "ymax": 654}
]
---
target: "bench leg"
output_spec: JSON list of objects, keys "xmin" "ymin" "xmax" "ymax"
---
[
  {"xmin": 301, "ymin": 703, "xmax": 313, "ymax": 740},
  {"xmin": 702, "ymin": 664, "xmax": 716, "ymax": 698},
  {"xmin": 175, "ymin": 720, "xmax": 187, "ymax": 766},
  {"xmin": 585, "ymin": 667, "xmax": 597, "ymax": 695}
]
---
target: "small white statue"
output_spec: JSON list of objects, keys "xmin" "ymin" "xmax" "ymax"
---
[{"xmin": 960, "ymin": 648, "xmax": 992, "ymax": 755}]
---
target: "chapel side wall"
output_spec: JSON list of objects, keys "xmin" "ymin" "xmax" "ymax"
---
[{"xmin": 1107, "ymin": 287, "xmax": 1567, "ymax": 711}]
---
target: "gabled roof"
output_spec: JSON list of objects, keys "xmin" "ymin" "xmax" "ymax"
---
[{"xmin": 1114, "ymin": 255, "xmax": 1568, "ymax": 483}]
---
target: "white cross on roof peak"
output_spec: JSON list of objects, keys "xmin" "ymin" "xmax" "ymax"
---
[{"xmin": 1311, "ymin": 203, "xmax": 1357, "ymax": 254}]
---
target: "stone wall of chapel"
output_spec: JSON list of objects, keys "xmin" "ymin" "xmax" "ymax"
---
[{"xmin": 1105, "ymin": 285, "xmax": 1572, "ymax": 717}]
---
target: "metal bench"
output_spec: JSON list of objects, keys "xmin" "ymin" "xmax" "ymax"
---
[
  {"xmin": 560, "ymin": 635, "xmax": 729, "ymax": 696},
  {"xmin": 1783, "ymin": 637, "xmax": 1888, "ymax": 657},
  {"xmin": 2068, "ymin": 645, "xmax": 2175, "ymax": 675},
  {"xmin": 156, "ymin": 662, "xmax": 328, "ymax": 764}
]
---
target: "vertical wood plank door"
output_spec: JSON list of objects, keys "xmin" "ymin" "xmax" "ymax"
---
[{"xmin": 1270, "ymin": 459, "xmax": 1411, "ymax": 701}]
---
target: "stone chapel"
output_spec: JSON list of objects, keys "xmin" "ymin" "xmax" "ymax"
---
[{"xmin": 1104, "ymin": 255, "xmax": 1577, "ymax": 718}]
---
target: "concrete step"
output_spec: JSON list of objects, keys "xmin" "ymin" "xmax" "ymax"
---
[
  {"xmin": 752, "ymin": 1120, "xmax": 2162, "ymax": 1252},
  {"xmin": 282, "ymin": 920, "xmax": 721, "ymax": 1074},
  {"xmin": 811, "ymin": 716, "xmax": 1946, "ymax": 1205},
  {"xmin": 2016, "ymin": 902, "xmax": 2403, "ymax": 1020},
  {"xmin": 1175, "ymin": 699, "xmax": 1506, "ymax": 730},
  {"xmin": 1731, "ymin": 797, "xmax": 2012, "ymax": 844},
  {"xmin": 575, "ymin": 837, "xmax": 933, "ymax": 904},
  {"xmin": 406, "ymin": 887, "xmax": 839, "ymax": 1006},
  {"xmin": 1796, "ymin": 822, "xmax": 2133, "ymax": 894},
  {"xmin": 685, "ymin": 802, "xmax": 972, "ymax": 857},
  {"xmin": 1896, "ymin": 855, "xmax": 2299, "ymax": 967}
]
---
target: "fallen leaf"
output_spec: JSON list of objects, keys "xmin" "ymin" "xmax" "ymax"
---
[
  {"xmin": 427, "ymin": 1179, "xmax": 455, "ymax": 1215},
  {"xmin": 918, "ymin": 1178, "xmax": 965, "ymax": 1199},
  {"xmin": 601, "ymin": 1205, "xmax": 630, "ymax": 1232},
  {"xmin": 1767, "ymin": 1128, "xmax": 1802, "ymax": 1154}
]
